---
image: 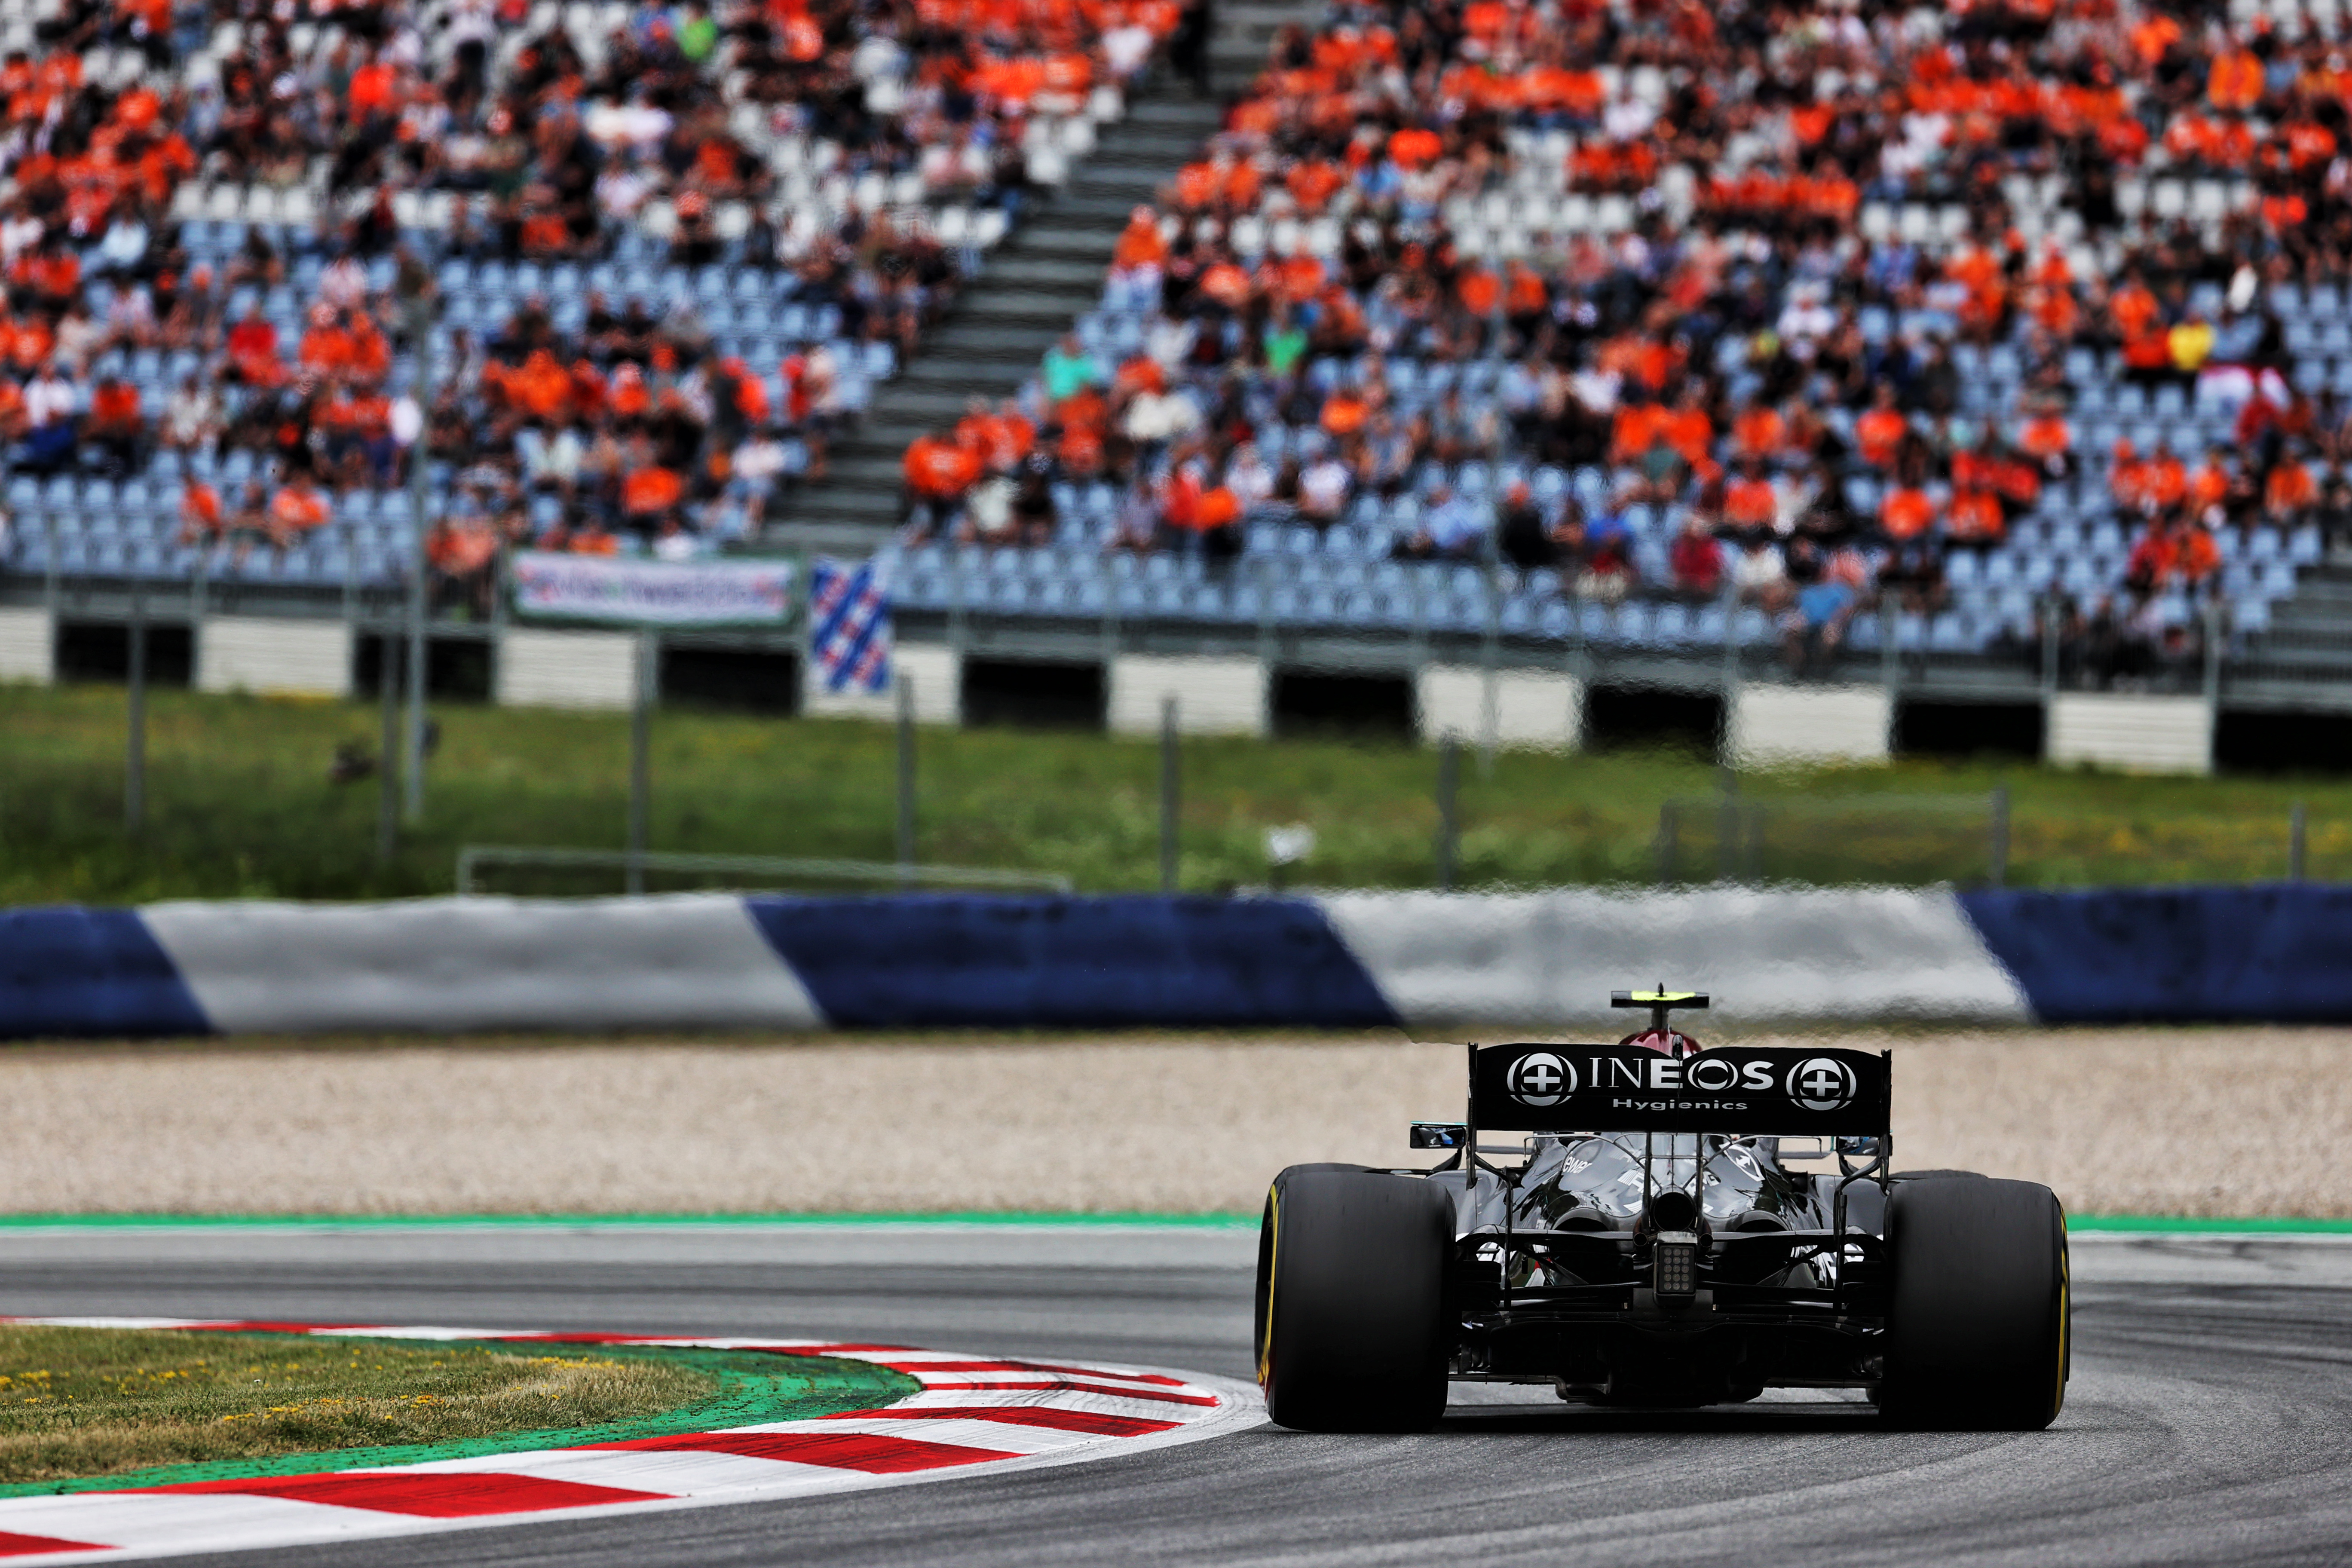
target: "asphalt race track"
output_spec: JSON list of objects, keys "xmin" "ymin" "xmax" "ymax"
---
[{"xmin": 3, "ymin": 1225, "xmax": 2348, "ymax": 1566}]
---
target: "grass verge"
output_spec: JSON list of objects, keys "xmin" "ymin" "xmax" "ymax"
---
[
  {"xmin": 6, "ymin": 683, "xmax": 2352, "ymax": 903},
  {"xmin": 0, "ymin": 1326, "xmax": 917, "ymax": 1493}
]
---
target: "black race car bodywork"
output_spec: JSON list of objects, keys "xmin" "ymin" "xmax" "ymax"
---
[
  {"xmin": 1255, "ymin": 992, "xmax": 2070, "ymax": 1432},
  {"xmin": 1433, "ymin": 1126, "xmax": 1892, "ymax": 1406}
]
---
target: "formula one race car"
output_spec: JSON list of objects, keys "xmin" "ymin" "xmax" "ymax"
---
[{"xmin": 1255, "ymin": 990, "xmax": 2069, "ymax": 1432}]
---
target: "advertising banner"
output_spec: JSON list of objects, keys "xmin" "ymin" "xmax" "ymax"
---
[
  {"xmin": 1471, "ymin": 1045, "xmax": 1891, "ymax": 1134},
  {"xmin": 511, "ymin": 551, "xmax": 797, "ymax": 626}
]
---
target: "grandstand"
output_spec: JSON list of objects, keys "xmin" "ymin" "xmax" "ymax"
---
[{"xmin": 2, "ymin": 0, "xmax": 2352, "ymax": 772}]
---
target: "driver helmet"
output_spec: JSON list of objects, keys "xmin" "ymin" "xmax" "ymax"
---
[{"xmin": 1619, "ymin": 1027, "xmax": 1700, "ymax": 1058}]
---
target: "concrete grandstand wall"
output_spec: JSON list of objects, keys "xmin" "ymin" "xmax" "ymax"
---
[{"xmin": 8, "ymin": 884, "xmax": 2344, "ymax": 1038}]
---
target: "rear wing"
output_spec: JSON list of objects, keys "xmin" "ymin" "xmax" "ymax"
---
[{"xmin": 1467, "ymin": 1044, "xmax": 1891, "ymax": 1137}]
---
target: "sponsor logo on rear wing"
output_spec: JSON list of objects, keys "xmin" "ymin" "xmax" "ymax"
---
[{"xmin": 1469, "ymin": 1045, "xmax": 1891, "ymax": 1135}]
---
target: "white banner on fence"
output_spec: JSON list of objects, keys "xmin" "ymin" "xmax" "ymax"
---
[{"xmin": 511, "ymin": 551, "xmax": 797, "ymax": 625}]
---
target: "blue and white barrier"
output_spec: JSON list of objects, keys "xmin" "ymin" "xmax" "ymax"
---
[
  {"xmin": 1318, "ymin": 888, "xmax": 2030, "ymax": 1025},
  {"xmin": 1, "ymin": 886, "xmax": 2345, "ymax": 1039}
]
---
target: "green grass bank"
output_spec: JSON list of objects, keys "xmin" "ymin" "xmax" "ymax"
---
[
  {"xmin": 0, "ymin": 1325, "xmax": 916, "ymax": 1494},
  {"xmin": 5, "ymin": 682, "xmax": 2350, "ymax": 905}
]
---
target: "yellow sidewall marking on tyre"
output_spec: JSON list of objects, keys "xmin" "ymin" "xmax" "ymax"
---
[
  {"xmin": 2053, "ymin": 1217, "xmax": 2071, "ymax": 1420},
  {"xmin": 1256, "ymin": 1187, "xmax": 1279, "ymax": 1388}
]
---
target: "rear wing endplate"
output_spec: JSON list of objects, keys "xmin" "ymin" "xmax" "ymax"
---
[{"xmin": 1468, "ymin": 1044, "xmax": 1891, "ymax": 1136}]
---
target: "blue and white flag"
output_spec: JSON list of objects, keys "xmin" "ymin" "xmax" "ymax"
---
[{"xmin": 809, "ymin": 556, "xmax": 891, "ymax": 694}]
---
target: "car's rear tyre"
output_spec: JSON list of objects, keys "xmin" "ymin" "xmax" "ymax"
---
[
  {"xmin": 1255, "ymin": 1163, "xmax": 1452, "ymax": 1433},
  {"xmin": 1880, "ymin": 1174, "xmax": 2069, "ymax": 1430}
]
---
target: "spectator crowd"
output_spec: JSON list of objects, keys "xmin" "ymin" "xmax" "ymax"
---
[
  {"xmin": 2, "ymin": 0, "xmax": 1191, "ymax": 605},
  {"xmin": 894, "ymin": 0, "xmax": 2352, "ymax": 678}
]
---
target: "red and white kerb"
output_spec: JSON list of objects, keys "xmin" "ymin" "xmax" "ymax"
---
[{"xmin": 0, "ymin": 1318, "xmax": 1256, "ymax": 1562}]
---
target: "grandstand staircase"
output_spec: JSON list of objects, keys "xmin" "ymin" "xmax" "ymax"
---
[
  {"xmin": 769, "ymin": 3, "xmax": 1310, "ymax": 549},
  {"xmin": 2232, "ymin": 555, "xmax": 2352, "ymax": 703}
]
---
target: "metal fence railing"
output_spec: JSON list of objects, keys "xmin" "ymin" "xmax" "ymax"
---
[
  {"xmin": 454, "ymin": 845, "xmax": 1074, "ymax": 899},
  {"xmin": 1656, "ymin": 791, "xmax": 2010, "ymax": 888}
]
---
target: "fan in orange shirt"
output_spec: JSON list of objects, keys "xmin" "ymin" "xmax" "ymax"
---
[
  {"xmin": 1740, "ymin": 399, "xmax": 1787, "ymax": 460},
  {"xmin": 1272, "ymin": 252, "xmax": 1324, "ymax": 304},
  {"xmin": 2208, "ymin": 46, "xmax": 2263, "ymax": 112},
  {"xmin": 1388, "ymin": 126, "xmax": 1442, "ymax": 168},
  {"xmin": 1197, "ymin": 258, "xmax": 1252, "ymax": 310},
  {"xmin": 1057, "ymin": 419, "xmax": 1104, "ymax": 478},
  {"xmin": 986, "ymin": 398, "xmax": 1035, "ymax": 469},
  {"xmin": 1724, "ymin": 459, "xmax": 1779, "ymax": 530},
  {"xmin": 2129, "ymin": 12, "xmax": 2181, "ymax": 67},
  {"xmin": 1222, "ymin": 159, "xmax": 1262, "ymax": 210},
  {"xmin": 2108, "ymin": 277, "xmax": 2159, "ymax": 340},
  {"xmin": 953, "ymin": 395, "xmax": 1033, "ymax": 473},
  {"xmin": 112, "ymin": 80, "xmax": 161, "ymax": 132},
  {"xmin": 427, "ymin": 515, "xmax": 499, "ymax": 584},
  {"xmin": 1110, "ymin": 207, "xmax": 1167, "ymax": 272},
  {"xmin": 2266, "ymin": 460, "xmax": 2318, "ymax": 524},
  {"xmin": 177, "ymin": 478, "xmax": 224, "ymax": 544},
  {"xmin": 2029, "ymin": 243, "xmax": 2073, "ymax": 292},
  {"xmin": 1879, "ymin": 484, "xmax": 1938, "ymax": 541},
  {"xmin": 1504, "ymin": 262, "xmax": 1547, "ymax": 321},
  {"xmin": 2142, "ymin": 443, "xmax": 2189, "ymax": 510},
  {"xmin": 87, "ymin": 375, "xmax": 140, "ymax": 435},
  {"xmin": 508, "ymin": 349, "xmax": 573, "ymax": 422},
  {"xmin": 2109, "ymin": 439, "xmax": 2156, "ymax": 511},
  {"xmin": 3, "ymin": 314, "xmax": 52, "ymax": 374},
  {"xmin": 1855, "ymin": 383, "xmax": 1909, "ymax": 470},
  {"xmin": 2161, "ymin": 110, "xmax": 2218, "ymax": 164},
  {"xmin": 1946, "ymin": 241, "xmax": 2001, "ymax": 296},
  {"xmin": 1112, "ymin": 352, "xmax": 1165, "ymax": 400},
  {"xmin": 726, "ymin": 358, "xmax": 769, "ymax": 425},
  {"xmin": 348, "ymin": 54, "xmax": 399, "ymax": 118},
  {"xmin": 2260, "ymin": 192, "xmax": 2309, "ymax": 233},
  {"xmin": 1659, "ymin": 386, "xmax": 1713, "ymax": 470},
  {"xmin": 1608, "ymin": 398, "xmax": 1670, "ymax": 467},
  {"xmin": 608, "ymin": 362, "xmax": 651, "ymax": 419},
  {"xmin": 1946, "ymin": 487, "xmax": 2006, "ymax": 545},
  {"xmin": 902, "ymin": 432, "xmax": 981, "ymax": 500},
  {"xmin": 22, "ymin": 245, "xmax": 77, "ymax": 307},
  {"xmin": 225, "ymin": 306, "xmax": 284, "ymax": 386},
  {"xmin": 2281, "ymin": 118, "xmax": 2338, "ymax": 172},
  {"xmin": 1320, "ymin": 386, "xmax": 1370, "ymax": 437},
  {"xmin": 1285, "ymin": 159, "xmax": 1345, "ymax": 213},
  {"xmin": 2018, "ymin": 401, "xmax": 2073, "ymax": 476},
  {"xmin": 266, "ymin": 477, "xmax": 331, "ymax": 547},
  {"xmin": 298, "ymin": 306, "xmax": 357, "ymax": 377},
  {"xmin": 1056, "ymin": 383, "xmax": 1109, "ymax": 439},
  {"xmin": 1455, "ymin": 265, "xmax": 1500, "ymax": 317},
  {"xmin": 1171, "ymin": 160, "xmax": 1220, "ymax": 211},
  {"xmin": 1601, "ymin": 334, "xmax": 1677, "ymax": 392},
  {"xmin": 2173, "ymin": 521, "xmax": 2220, "ymax": 585},
  {"xmin": 2188, "ymin": 450, "xmax": 2233, "ymax": 517},
  {"xmin": 621, "ymin": 463, "xmax": 684, "ymax": 519}
]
